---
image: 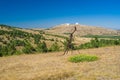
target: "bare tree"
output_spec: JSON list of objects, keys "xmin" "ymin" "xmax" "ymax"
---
[{"xmin": 63, "ymin": 26, "xmax": 77, "ymax": 55}]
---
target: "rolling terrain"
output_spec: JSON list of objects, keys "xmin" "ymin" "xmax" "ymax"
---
[
  {"xmin": 0, "ymin": 24, "xmax": 120, "ymax": 80},
  {"xmin": 0, "ymin": 46, "xmax": 120, "ymax": 80},
  {"xmin": 45, "ymin": 24, "xmax": 120, "ymax": 36}
]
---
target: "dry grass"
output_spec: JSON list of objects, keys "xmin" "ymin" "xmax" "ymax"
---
[
  {"xmin": 0, "ymin": 46, "xmax": 120, "ymax": 80},
  {"xmin": 45, "ymin": 24, "xmax": 119, "ymax": 36},
  {"xmin": 74, "ymin": 37, "xmax": 91, "ymax": 45}
]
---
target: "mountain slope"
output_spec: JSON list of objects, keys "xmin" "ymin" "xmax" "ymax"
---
[
  {"xmin": 46, "ymin": 24, "xmax": 119, "ymax": 36},
  {"xmin": 0, "ymin": 24, "xmax": 65, "ymax": 57},
  {"xmin": 0, "ymin": 24, "xmax": 120, "ymax": 57}
]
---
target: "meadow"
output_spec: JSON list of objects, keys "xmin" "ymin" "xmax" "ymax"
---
[{"xmin": 0, "ymin": 46, "xmax": 120, "ymax": 80}]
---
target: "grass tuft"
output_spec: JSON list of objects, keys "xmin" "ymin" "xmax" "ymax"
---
[{"xmin": 69, "ymin": 54, "xmax": 99, "ymax": 63}]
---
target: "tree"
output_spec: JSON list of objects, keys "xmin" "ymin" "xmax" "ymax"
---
[{"xmin": 62, "ymin": 26, "xmax": 76, "ymax": 55}]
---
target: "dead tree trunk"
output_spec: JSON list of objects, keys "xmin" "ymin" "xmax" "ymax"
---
[{"xmin": 63, "ymin": 26, "xmax": 77, "ymax": 55}]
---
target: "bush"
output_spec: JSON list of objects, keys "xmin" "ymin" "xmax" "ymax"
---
[
  {"xmin": 22, "ymin": 45, "xmax": 35, "ymax": 54},
  {"xmin": 9, "ymin": 39, "xmax": 25, "ymax": 46},
  {"xmin": 22, "ymin": 40, "xmax": 35, "ymax": 54},
  {"xmin": 7, "ymin": 43, "xmax": 16, "ymax": 55},
  {"xmin": 83, "ymin": 35, "xmax": 120, "ymax": 39},
  {"xmin": 78, "ymin": 37, "xmax": 120, "ymax": 49},
  {"xmin": 0, "ymin": 46, "xmax": 8, "ymax": 56},
  {"xmin": 61, "ymin": 38, "xmax": 75, "ymax": 51},
  {"xmin": 36, "ymin": 41, "xmax": 48, "ymax": 53},
  {"xmin": 0, "ymin": 43, "xmax": 16, "ymax": 56},
  {"xmin": 68, "ymin": 54, "xmax": 99, "ymax": 63},
  {"xmin": 0, "ymin": 45, "xmax": 3, "ymax": 57},
  {"xmin": 33, "ymin": 34, "xmax": 41, "ymax": 44},
  {"xmin": 14, "ymin": 50, "xmax": 22, "ymax": 55},
  {"xmin": 49, "ymin": 42, "xmax": 60, "ymax": 52},
  {"xmin": 0, "ymin": 52, "xmax": 2, "ymax": 57}
]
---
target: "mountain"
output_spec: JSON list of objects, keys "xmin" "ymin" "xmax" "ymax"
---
[{"xmin": 45, "ymin": 24, "xmax": 119, "ymax": 36}]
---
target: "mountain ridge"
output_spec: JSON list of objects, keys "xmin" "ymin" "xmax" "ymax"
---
[{"xmin": 45, "ymin": 23, "xmax": 119, "ymax": 36}]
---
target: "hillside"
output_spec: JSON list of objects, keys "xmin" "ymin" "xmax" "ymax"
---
[
  {"xmin": 1, "ymin": 24, "xmax": 120, "ymax": 57},
  {"xmin": 0, "ymin": 24, "xmax": 67, "ymax": 57},
  {"xmin": 0, "ymin": 46, "xmax": 120, "ymax": 80},
  {"xmin": 45, "ymin": 24, "xmax": 119, "ymax": 36},
  {"xmin": 0, "ymin": 24, "xmax": 120, "ymax": 80}
]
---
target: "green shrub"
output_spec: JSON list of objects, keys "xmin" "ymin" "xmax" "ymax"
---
[
  {"xmin": 22, "ymin": 40, "xmax": 35, "ymax": 54},
  {"xmin": 83, "ymin": 35, "xmax": 120, "ymax": 39},
  {"xmin": 7, "ymin": 43, "xmax": 16, "ymax": 55},
  {"xmin": 69, "ymin": 54, "xmax": 99, "ymax": 63},
  {"xmin": 78, "ymin": 37, "xmax": 120, "ymax": 49},
  {"xmin": 0, "ymin": 43, "xmax": 16, "ymax": 56},
  {"xmin": 36, "ymin": 41, "xmax": 48, "ymax": 53},
  {"xmin": 33, "ymin": 34, "xmax": 41, "ymax": 44},
  {"xmin": 22, "ymin": 45, "xmax": 35, "ymax": 54},
  {"xmin": 49, "ymin": 42, "xmax": 60, "ymax": 52},
  {"xmin": 61, "ymin": 38, "xmax": 75, "ymax": 51},
  {"xmin": 0, "ymin": 45, "xmax": 3, "ymax": 57},
  {"xmin": 14, "ymin": 50, "xmax": 22, "ymax": 55}
]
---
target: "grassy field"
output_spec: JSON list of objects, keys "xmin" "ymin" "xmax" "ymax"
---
[{"xmin": 0, "ymin": 46, "xmax": 120, "ymax": 80}]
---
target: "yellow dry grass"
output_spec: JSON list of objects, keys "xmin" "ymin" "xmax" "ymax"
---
[
  {"xmin": 0, "ymin": 46, "xmax": 120, "ymax": 80},
  {"xmin": 45, "ymin": 24, "xmax": 119, "ymax": 36},
  {"xmin": 74, "ymin": 37, "xmax": 91, "ymax": 45}
]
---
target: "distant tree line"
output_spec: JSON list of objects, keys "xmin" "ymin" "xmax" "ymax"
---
[
  {"xmin": 83, "ymin": 35, "xmax": 120, "ymax": 39},
  {"xmin": 78, "ymin": 37, "xmax": 120, "ymax": 49}
]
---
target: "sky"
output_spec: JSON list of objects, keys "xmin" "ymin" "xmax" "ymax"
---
[{"xmin": 0, "ymin": 0, "xmax": 120, "ymax": 29}]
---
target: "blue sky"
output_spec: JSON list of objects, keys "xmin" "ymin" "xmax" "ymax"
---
[{"xmin": 0, "ymin": 0, "xmax": 120, "ymax": 29}]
